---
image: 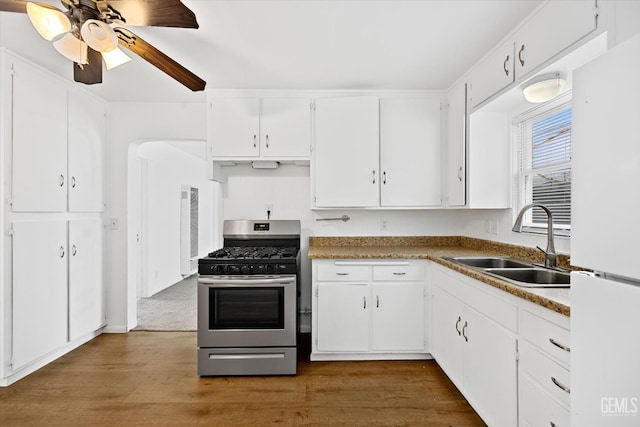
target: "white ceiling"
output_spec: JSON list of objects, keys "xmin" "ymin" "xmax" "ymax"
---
[{"xmin": 0, "ymin": 0, "xmax": 543, "ymax": 103}]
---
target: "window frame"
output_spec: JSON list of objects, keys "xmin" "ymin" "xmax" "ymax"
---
[{"xmin": 512, "ymin": 93, "xmax": 573, "ymax": 237}]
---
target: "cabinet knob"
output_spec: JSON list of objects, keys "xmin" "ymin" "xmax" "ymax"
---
[
  {"xmin": 518, "ymin": 44, "xmax": 525, "ymax": 66},
  {"xmin": 503, "ymin": 54, "xmax": 510, "ymax": 76}
]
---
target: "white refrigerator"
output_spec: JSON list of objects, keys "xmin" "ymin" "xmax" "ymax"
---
[{"xmin": 571, "ymin": 32, "xmax": 640, "ymax": 427}]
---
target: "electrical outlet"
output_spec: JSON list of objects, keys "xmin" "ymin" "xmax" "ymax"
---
[
  {"xmin": 380, "ymin": 219, "xmax": 388, "ymax": 230},
  {"xmin": 265, "ymin": 204, "xmax": 273, "ymax": 219}
]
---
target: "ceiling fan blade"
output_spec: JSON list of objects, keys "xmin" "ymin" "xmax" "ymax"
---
[
  {"xmin": 0, "ymin": 0, "xmax": 27, "ymax": 13},
  {"xmin": 115, "ymin": 27, "xmax": 206, "ymax": 92},
  {"xmin": 74, "ymin": 47, "xmax": 103, "ymax": 85},
  {"xmin": 102, "ymin": 0, "xmax": 198, "ymax": 28}
]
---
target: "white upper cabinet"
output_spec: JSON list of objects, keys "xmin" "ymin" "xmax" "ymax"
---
[
  {"xmin": 8, "ymin": 54, "xmax": 105, "ymax": 213},
  {"xmin": 10, "ymin": 55, "xmax": 68, "ymax": 212},
  {"xmin": 467, "ymin": 40, "xmax": 514, "ymax": 109},
  {"xmin": 445, "ymin": 82, "xmax": 467, "ymax": 207},
  {"xmin": 468, "ymin": 0, "xmax": 597, "ymax": 110},
  {"xmin": 514, "ymin": 0, "xmax": 597, "ymax": 79},
  {"xmin": 379, "ymin": 98, "xmax": 441, "ymax": 207},
  {"xmin": 208, "ymin": 97, "xmax": 311, "ymax": 159},
  {"xmin": 68, "ymin": 89, "xmax": 105, "ymax": 213},
  {"xmin": 313, "ymin": 96, "xmax": 380, "ymax": 208},
  {"xmin": 260, "ymin": 98, "xmax": 311, "ymax": 157}
]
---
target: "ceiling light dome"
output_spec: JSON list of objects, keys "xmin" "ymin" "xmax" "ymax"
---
[
  {"xmin": 81, "ymin": 19, "xmax": 118, "ymax": 52},
  {"xmin": 522, "ymin": 72, "xmax": 567, "ymax": 104}
]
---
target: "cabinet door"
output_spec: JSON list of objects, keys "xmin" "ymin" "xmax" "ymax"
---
[
  {"xmin": 446, "ymin": 83, "xmax": 466, "ymax": 207},
  {"xmin": 463, "ymin": 306, "xmax": 517, "ymax": 427},
  {"xmin": 69, "ymin": 219, "xmax": 104, "ymax": 341},
  {"xmin": 515, "ymin": 0, "xmax": 596, "ymax": 79},
  {"xmin": 316, "ymin": 283, "xmax": 369, "ymax": 352},
  {"xmin": 68, "ymin": 89, "xmax": 105, "ymax": 213},
  {"xmin": 12, "ymin": 221, "xmax": 68, "ymax": 370},
  {"xmin": 467, "ymin": 40, "xmax": 514, "ymax": 109},
  {"xmin": 431, "ymin": 286, "xmax": 464, "ymax": 388},
  {"xmin": 379, "ymin": 98, "xmax": 441, "ymax": 207},
  {"xmin": 11, "ymin": 56, "xmax": 68, "ymax": 212},
  {"xmin": 208, "ymin": 98, "xmax": 260, "ymax": 157},
  {"xmin": 371, "ymin": 282, "xmax": 424, "ymax": 351},
  {"xmin": 260, "ymin": 98, "xmax": 311, "ymax": 157},
  {"xmin": 314, "ymin": 96, "xmax": 379, "ymax": 207}
]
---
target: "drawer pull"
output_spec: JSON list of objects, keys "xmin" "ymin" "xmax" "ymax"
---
[
  {"xmin": 551, "ymin": 376, "xmax": 570, "ymax": 394},
  {"xmin": 549, "ymin": 338, "xmax": 570, "ymax": 352},
  {"xmin": 455, "ymin": 316, "xmax": 462, "ymax": 336},
  {"xmin": 393, "ymin": 272, "xmax": 406, "ymax": 276},
  {"xmin": 336, "ymin": 272, "xmax": 349, "ymax": 276},
  {"xmin": 363, "ymin": 296, "xmax": 367, "ymax": 309},
  {"xmin": 376, "ymin": 295, "xmax": 380, "ymax": 308}
]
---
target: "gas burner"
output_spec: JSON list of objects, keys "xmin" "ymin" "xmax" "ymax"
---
[{"xmin": 207, "ymin": 246, "xmax": 298, "ymax": 260}]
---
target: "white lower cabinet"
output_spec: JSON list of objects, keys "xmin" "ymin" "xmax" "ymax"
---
[
  {"xmin": 431, "ymin": 265, "xmax": 518, "ymax": 427},
  {"xmin": 518, "ymin": 308, "xmax": 571, "ymax": 427},
  {"xmin": 312, "ymin": 259, "xmax": 428, "ymax": 360},
  {"xmin": 10, "ymin": 219, "xmax": 104, "ymax": 372}
]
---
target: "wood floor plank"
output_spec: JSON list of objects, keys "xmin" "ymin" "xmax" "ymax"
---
[{"xmin": 0, "ymin": 332, "xmax": 486, "ymax": 426}]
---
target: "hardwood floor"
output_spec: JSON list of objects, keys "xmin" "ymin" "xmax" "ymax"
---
[{"xmin": 0, "ymin": 332, "xmax": 486, "ymax": 426}]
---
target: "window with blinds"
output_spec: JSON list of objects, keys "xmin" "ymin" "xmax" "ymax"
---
[{"xmin": 515, "ymin": 102, "xmax": 572, "ymax": 234}]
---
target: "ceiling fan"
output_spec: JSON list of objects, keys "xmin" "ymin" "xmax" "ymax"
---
[{"xmin": 0, "ymin": 0, "xmax": 206, "ymax": 91}]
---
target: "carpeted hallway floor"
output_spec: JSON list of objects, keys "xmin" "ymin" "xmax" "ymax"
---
[{"xmin": 134, "ymin": 275, "xmax": 197, "ymax": 331}]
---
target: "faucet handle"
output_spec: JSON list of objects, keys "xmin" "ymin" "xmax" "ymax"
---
[{"xmin": 536, "ymin": 246, "xmax": 547, "ymax": 254}]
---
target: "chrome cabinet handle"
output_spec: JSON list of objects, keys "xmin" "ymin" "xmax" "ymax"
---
[
  {"xmin": 393, "ymin": 272, "xmax": 406, "ymax": 276},
  {"xmin": 59, "ymin": 246, "xmax": 65, "ymax": 258},
  {"xmin": 265, "ymin": 134, "xmax": 269, "ymax": 149},
  {"xmin": 71, "ymin": 245, "xmax": 77, "ymax": 256},
  {"xmin": 455, "ymin": 316, "xmax": 462, "ymax": 336},
  {"xmin": 372, "ymin": 170, "xmax": 376, "ymax": 184},
  {"xmin": 457, "ymin": 166, "xmax": 463, "ymax": 182},
  {"xmin": 551, "ymin": 377, "xmax": 570, "ymax": 394},
  {"xmin": 376, "ymin": 295, "xmax": 380, "ymax": 308},
  {"xmin": 336, "ymin": 272, "xmax": 349, "ymax": 276},
  {"xmin": 549, "ymin": 338, "xmax": 571, "ymax": 352},
  {"xmin": 253, "ymin": 134, "xmax": 257, "ymax": 148},
  {"xmin": 59, "ymin": 174, "xmax": 65, "ymax": 187},
  {"xmin": 71, "ymin": 176, "xmax": 76, "ymax": 188},
  {"xmin": 518, "ymin": 44, "xmax": 525, "ymax": 66},
  {"xmin": 383, "ymin": 171, "xmax": 387, "ymax": 184},
  {"xmin": 462, "ymin": 321, "xmax": 468, "ymax": 342},
  {"xmin": 363, "ymin": 296, "xmax": 366, "ymax": 309},
  {"xmin": 503, "ymin": 54, "xmax": 510, "ymax": 76}
]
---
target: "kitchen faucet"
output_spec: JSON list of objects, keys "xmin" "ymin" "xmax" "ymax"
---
[{"xmin": 512, "ymin": 203, "xmax": 557, "ymax": 268}]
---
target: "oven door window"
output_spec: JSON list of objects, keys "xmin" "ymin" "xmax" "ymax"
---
[{"xmin": 209, "ymin": 287, "xmax": 285, "ymax": 330}]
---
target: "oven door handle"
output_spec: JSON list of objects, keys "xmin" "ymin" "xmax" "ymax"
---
[{"xmin": 198, "ymin": 276, "xmax": 295, "ymax": 286}]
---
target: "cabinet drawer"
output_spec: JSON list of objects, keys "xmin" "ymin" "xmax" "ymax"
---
[
  {"xmin": 316, "ymin": 262, "xmax": 370, "ymax": 281},
  {"xmin": 520, "ymin": 309, "xmax": 570, "ymax": 366},
  {"xmin": 520, "ymin": 341, "xmax": 571, "ymax": 406},
  {"xmin": 373, "ymin": 263, "xmax": 424, "ymax": 281},
  {"xmin": 520, "ymin": 375, "xmax": 570, "ymax": 427}
]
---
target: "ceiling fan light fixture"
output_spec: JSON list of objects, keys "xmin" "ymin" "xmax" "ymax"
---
[
  {"xmin": 522, "ymin": 72, "xmax": 567, "ymax": 103},
  {"xmin": 26, "ymin": 2, "xmax": 71, "ymax": 41},
  {"xmin": 101, "ymin": 46, "xmax": 132, "ymax": 70},
  {"xmin": 53, "ymin": 33, "xmax": 88, "ymax": 64},
  {"xmin": 81, "ymin": 19, "xmax": 118, "ymax": 52}
]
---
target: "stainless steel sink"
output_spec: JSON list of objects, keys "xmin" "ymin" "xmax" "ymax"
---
[
  {"xmin": 484, "ymin": 268, "xmax": 570, "ymax": 288},
  {"xmin": 443, "ymin": 256, "xmax": 570, "ymax": 288},
  {"xmin": 444, "ymin": 256, "xmax": 533, "ymax": 269}
]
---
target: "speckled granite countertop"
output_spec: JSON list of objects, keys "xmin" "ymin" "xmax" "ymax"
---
[{"xmin": 308, "ymin": 236, "xmax": 572, "ymax": 317}]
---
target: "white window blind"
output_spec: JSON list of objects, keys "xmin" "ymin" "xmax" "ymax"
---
[{"xmin": 515, "ymin": 102, "xmax": 572, "ymax": 233}]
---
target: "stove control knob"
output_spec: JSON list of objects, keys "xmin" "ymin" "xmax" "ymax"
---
[
  {"xmin": 255, "ymin": 264, "xmax": 267, "ymax": 274},
  {"xmin": 240, "ymin": 265, "xmax": 252, "ymax": 275},
  {"xmin": 213, "ymin": 265, "xmax": 225, "ymax": 275},
  {"xmin": 279, "ymin": 265, "xmax": 289, "ymax": 274},
  {"xmin": 227, "ymin": 265, "xmax": 240, "ymax": 274},
  {"xmin": 266, "ymin": 264, "xmax": 277, "ymax": 274}
]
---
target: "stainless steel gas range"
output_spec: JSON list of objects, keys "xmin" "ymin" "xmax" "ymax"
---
[{"xmin": 197, "ymin": 220, "xmax": 300, "ymax": 376}]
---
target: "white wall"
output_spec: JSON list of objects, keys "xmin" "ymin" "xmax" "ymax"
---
[
  {"xmin": 136, "ymin": 141, "xmax": 215, "ymax": 297},
  {"xmin": 106, "ymin": 102, "xmax": 207, "ymax": 332}
]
